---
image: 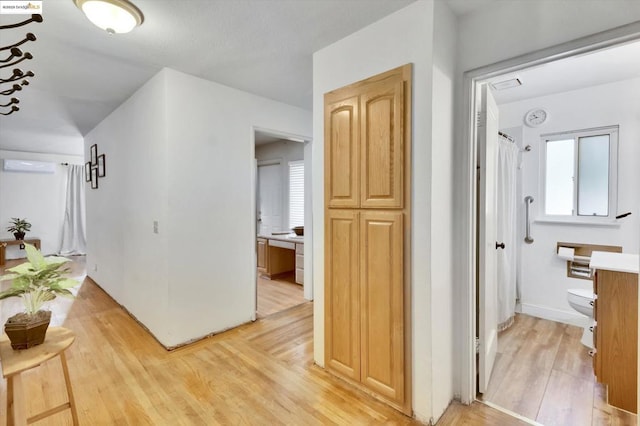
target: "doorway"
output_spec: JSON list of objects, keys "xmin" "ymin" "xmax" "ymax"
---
[
  {"xmin": 461, "ymin": 25, "xmax": 640, "ymax": 422},
  {"xmin": 252, "ymin": 128, "xmax": 312, "ymax": 319}
]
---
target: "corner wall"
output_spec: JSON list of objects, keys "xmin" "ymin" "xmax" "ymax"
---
[
  {"xmin": 163, "ymin": 69, "xmax": 311, "ymax": 345},
  {"xmin": 85, "ymin": 68, "xmax": 311, "ymax": 347},
  {"xmin": 430, "ymin": 0, "xmax": 458, "ymax": 419},
  {"xmin": 84, "ymin": 70, "xmax": 170, "ymax": 342}
]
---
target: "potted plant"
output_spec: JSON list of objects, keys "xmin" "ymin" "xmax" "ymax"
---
[
  {"xmin": 6, "ymin": 217, "xmax": 32, "ymax": 240},
  {"xmin": 0, "ymin": 243, "xmax": 78, "ymax": 349}
]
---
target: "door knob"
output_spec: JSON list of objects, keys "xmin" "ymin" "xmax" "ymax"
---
[{"xmin": 496, "ymin": 242, "xmax": 505, "ymax": 250}]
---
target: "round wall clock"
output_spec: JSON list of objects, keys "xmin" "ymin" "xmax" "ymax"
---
[{"xmin": 524, "ymin": 108, "xmax": 548, "ymax": 127}]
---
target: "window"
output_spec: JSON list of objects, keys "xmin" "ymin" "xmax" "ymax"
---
[
  {"xmin": 543, "ymin": 126, "xmax": 618, "ymax": 221},
  {"xmin": 289, "ymin": 160, "xmax": 304, "ymax": 228}
]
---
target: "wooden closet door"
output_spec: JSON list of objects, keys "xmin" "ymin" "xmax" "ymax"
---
[
  {"xmin": 360, "ymin": 78, "xmax": 404, "ymax": 209},
  {"xmin": 325, "ymin": 96, "xmax": 360, "ymax": 209},
  {"xmin": 325, "ymin": 209, "xmax": 361, "ymax": 380},
  {"xmin": 359, "ymin": 211, "xmax": 404, "ymax": 402}
]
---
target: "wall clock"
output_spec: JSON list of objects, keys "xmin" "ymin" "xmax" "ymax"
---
[{"xmin": 524, "ymin": 108, "xmax": 548, "ymax": 127}]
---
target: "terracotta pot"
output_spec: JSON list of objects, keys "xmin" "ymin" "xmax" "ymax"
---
[
  {"xmin": 4, "ymin": 310, "xmax": 52, "ymax": 350},
  {"xmin": 13, "ymin": 232, "xmax": 25, "ymax": 240}
]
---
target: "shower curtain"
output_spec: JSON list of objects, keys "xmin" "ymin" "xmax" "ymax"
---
[
  {"xmin": 60, "ymin": 164, "xmax": 87, "ymax": 255},
  {"xmin": 496, "ymin": 136, "xmax": 519, "ymax": 331}
]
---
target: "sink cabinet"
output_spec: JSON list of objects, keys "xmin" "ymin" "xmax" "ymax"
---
[{"xmin": 593, "ymin": 269, "xmax": 638, "ymax": 413}]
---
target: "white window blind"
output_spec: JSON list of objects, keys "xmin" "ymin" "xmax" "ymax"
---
[{"xmin": 289, "ymin": 160, "xmax": 304, "ymax": 228}]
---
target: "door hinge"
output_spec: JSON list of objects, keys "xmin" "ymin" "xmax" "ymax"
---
[{"xmin": 475, "ymin": 337, "xmax": 480, "ymax": 353}]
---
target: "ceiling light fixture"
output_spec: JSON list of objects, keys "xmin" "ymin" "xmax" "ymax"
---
[{"xmin": 73, "ymin": 0, "xmax": 144, "ymax": 34}]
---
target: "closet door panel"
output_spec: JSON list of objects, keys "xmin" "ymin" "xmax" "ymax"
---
[
  {"xmin": 325, "ymin": 209, "xmax": 361, "ymax": 380},
  {"xmin": 360, "ymin": 79, "xmax": 404, "ymax": 209},
  {"xmin": 325, "ymin": 96, "xmax": 360, "ymax": 208},
  {"xmin": 359, "ymin": 211, "xmax": 404, "ymax": 401}
]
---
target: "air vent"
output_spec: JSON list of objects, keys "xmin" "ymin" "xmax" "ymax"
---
[{"xmin": 490, "ymin": 78, "xmax": 522, "ymax": 91}]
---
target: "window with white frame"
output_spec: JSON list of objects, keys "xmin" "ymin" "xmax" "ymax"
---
[
  {"xmin": 289, "ymin": 160, "xmax": 304, "ymax": 228},
  {"xmin": 543, "ymin": 126, "xmax": 618, "ymax": 221}
]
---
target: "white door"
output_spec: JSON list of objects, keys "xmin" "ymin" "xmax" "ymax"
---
[
  {"xmin": 257, "ymin": 163, "xmax": 282, "ymax": 235},
  {"xmin": 477, "ymin": 84, "xmax": 499, "ymax": 394}
]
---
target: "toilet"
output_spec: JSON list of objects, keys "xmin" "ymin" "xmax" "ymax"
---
[{"xmin": 567, "ymin": 288, "xmax": 595, "ymax": 348}]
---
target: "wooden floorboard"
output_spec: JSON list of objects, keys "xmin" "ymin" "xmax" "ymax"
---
[
  {"xmin": 1, "ymin": 257, "xmax": 605, "ymax": 425},
  {"xmin": 0, "ymin": 257, "xmax": 423, "ymax": 425},
  {"xmin": 482, "ymin": 313, "xmax": 637, "ymax": 426},
  {"xmin": 256, "ymin": 271, "xmax": 306, "ymax": 318}
]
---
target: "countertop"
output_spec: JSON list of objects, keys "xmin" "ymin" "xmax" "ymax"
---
[
  {"xmin": 590, "ymin": 251, "xmax": 639, "ymax": 274},
  {"xmin": 257, "ymin": 233, "xmax": 304, "ymax": 244}
]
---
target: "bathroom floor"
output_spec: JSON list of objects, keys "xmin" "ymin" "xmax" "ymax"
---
[{"xmin": 480, "ymin": 313, "xmax": 636, "ymax": 425}]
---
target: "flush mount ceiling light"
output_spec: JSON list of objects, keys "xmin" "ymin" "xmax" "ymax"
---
[{"xmin": 74, "ymin": 0, "xmax": 144, "ymax": 34}]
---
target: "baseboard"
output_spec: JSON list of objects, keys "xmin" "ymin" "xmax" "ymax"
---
[{"xmin": 518, "ymin": 302, "xmax": 588, "ymax": 327}]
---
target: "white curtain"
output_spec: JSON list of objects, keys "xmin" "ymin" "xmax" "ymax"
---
[
  {"xmin": 60, "ymin": 165, "xmax": 87, "ymax": 255},
  {"xmin": 496, "ymin": 136, "xmax": 519, "ymax": 331}
]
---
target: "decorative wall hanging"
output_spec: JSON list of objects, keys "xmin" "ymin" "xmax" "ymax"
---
[
  {"xmin": 85, "ymin": 144, "xmax": 106, "ymax": 189},
  {"xmin": 0, "ymin": 14, "xmax": 42, "ymax": 117}
]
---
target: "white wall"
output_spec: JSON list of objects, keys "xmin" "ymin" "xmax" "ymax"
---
[
  {"xmin": 85, "ymin": 69, "xmax": 311, "ymax": 347},
  {"xmin": 312, "ymin": 1, "xmax": 461, "ymax": 421},
  {"xmin": 255, "ymin": 140, "xmax": 304, "ymax": 231},
  {"xmin": 458, "ymin": 0, "xmax": 640, "ymax": 74},
  {"xmin": 498, "ymin": 77, "xmax": 640, "ymax": 323},
  {"xmin": 454, "ymin": 0, "xmax": 640, "ymax": 403},
  {"xmin": 85, "ymin": 70, "xmax": 170, "ymax": 341},
  {"xmin": 430, "ymin": 0, "xmax": 458, "ymax": 419},
  {"xmin": 0, "ymin": 150, "xmax": 83, "ymax": 258}
]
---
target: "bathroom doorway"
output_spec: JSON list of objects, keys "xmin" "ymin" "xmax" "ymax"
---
[{"xmin": 467, "ymin": 30, "xmax": 640, "ymax": 424}]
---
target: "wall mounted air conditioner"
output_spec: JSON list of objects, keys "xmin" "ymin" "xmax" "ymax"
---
[{"xmin": 3, "ymin": 159, "xmax": 56, "ymax": 174}]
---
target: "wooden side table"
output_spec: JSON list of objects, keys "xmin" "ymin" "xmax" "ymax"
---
[
  {"xmin": 0, "ymin": 327, "xmax": 79, "ymax": 425},
  {"xmin": 0, "ymin": 239, "xmax": 41, "ymax": 266}
]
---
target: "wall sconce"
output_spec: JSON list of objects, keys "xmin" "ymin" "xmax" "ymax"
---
[{"xmin": 74, "ymin": 0, "xmax": 144, "ymax": 34}]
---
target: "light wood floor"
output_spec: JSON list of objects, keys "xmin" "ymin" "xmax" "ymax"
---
[
  {"xmin": 256, "ymin": 271, "xmax": 306, "ymax": 318},
  {"xmin": 0, "ymin": 256, "xmax": 557, "ymax": 425},
  {"xmin": 481, "ymin": 313, "xmax": 637, "ymax": 425}
]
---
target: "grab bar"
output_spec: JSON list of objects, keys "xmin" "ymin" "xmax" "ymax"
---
[{"xmin": 524, "ymin": 196, "xmax": 534, "ymax": 244}]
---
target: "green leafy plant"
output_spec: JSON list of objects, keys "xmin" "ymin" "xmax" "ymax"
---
[
  {"xmin": 0, "ymin": 243, "xmax": 78, "ymax": 315},
  {"xmin": 6, "ymin": 217, "xmax": 31, "ymax": 234}
]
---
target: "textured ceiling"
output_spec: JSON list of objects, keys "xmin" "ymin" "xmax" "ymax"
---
[{"xmin": 0, "ymin": 0, "xmax": 415, "ymax": 155}]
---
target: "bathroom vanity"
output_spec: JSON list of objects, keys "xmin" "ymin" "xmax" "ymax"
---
[{"xmin": 590, "ymin": 251, "xmax": 639, "ymax": 414}]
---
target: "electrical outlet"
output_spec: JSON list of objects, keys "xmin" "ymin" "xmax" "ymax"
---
[
  {"xmin": 94, "ymin": 264, "xmax": 98, "ymax": 272},
  {"xmin": 153, "ymin": 220, "xmax": 159, "ymax": 234}
]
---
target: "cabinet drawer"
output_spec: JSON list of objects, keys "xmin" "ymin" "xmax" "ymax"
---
[
  {"xmin": 296, "ymin": 254, "xmax": 304, "ymax": 269},
  {"xmin": 296, "ymin": 243, "xmax": 304, "ymax": 255},
  {"xmin": 295, "ymin": 268, "xmax": 304, "ymax": 284}
]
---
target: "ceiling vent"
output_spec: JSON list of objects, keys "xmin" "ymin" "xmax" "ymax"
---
[{"xmin": 490, "ymin": 78, "xmax": 522, "ymax": 91}]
